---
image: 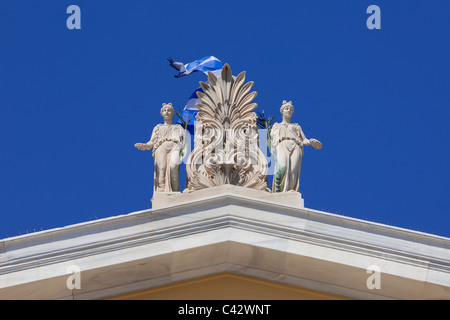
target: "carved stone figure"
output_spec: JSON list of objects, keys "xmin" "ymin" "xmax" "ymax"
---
[
  {"xmin": 135, "ymin": 103, "xmax": 188, "ymax": 192},
  {"xmin": 270, "ymin": 100, "xmax": 322, "ymax": 193},
  {"xmin": 185, "ymin": 64, "xmax": 269, "ymax": 192}
]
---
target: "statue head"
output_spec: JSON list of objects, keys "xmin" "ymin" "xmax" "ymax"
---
[
  {"xmin": 280, "ymin": 100, "xmax": 294, "ymax": 118},
  {"xmin": 160, "ymin": 103, "xmax": 175, "ymax": 121}
]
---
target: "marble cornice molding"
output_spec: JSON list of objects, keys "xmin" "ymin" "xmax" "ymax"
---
[
  {"xmin": 1, "ymin": 186, "xmax": 450, "ymax": 300},
  {"xmin": 1, "ymin": 193, "xmax": 449, "ymax": 284}
]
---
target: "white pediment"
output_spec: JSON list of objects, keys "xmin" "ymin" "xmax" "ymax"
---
[{"xmin": 0, "ymin": 185, "xmax": 449, "ymax": 299}]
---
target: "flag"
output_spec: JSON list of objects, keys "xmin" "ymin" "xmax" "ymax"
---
[
  {"xmin": 168, "ymin": 56, "xmax": 223, "ymax": 78},
  {"xmin": 168, "ymin": 56, "xmax": 224, "ymax": 134},
  {"xmin": 178, "ymin": 87, "xmax": 202, "ymax": 134}
]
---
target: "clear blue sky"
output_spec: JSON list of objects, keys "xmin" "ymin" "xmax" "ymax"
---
[{"xmin": 1, "ymin": 0, "xmax": 449, "ymax": 238}]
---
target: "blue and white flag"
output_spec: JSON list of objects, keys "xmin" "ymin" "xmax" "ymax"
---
[
  {"xmin": 168, "ymin": 56, "xmax": 224, "ymax": 134},
  {"xmin": 178, "ymin": 87, "xmax": 203, "ymax": 134},
  {"xmin": 168, "ymin": 56, "xmax": 223, "ymax": 78}
]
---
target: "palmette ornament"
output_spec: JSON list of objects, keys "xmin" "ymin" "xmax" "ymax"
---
[{"xmin": 185, "ymin": 64, "xmax": 269, "ymax": 192}]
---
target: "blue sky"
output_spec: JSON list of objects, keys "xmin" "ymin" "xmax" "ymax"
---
[{"xmin": 1, "ymin": 0, "xmax": 449, "ymax": 239}]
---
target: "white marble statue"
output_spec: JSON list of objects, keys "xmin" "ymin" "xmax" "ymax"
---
[
  {"xmin": 135, "ymin": 103, "xmax": 188, "ymax": 192},
  {"xmin": 270, "ymin": 100, "xmax": 322, "ymax": 193}
]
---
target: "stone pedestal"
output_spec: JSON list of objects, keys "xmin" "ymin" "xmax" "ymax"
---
[{"xmin": 151, "ymin": 185, "xmax": 304, "ymax": 209}]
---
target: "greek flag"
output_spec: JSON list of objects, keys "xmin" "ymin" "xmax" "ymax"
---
[
  {"xmin": 168, "ymin": 56, "xmax": 223, "ymax": 78},
  {"xmin": 168, "ymin": 56, "xmax": 224, "ymax": 134},
  {"xmin": 177, "ymin": 87, "xmax": 203, "ymax": 133}
]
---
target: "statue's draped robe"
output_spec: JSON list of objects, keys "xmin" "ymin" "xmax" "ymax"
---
[
  {"xmin": 149, "ymin": 124, "xmax": 185, "ymax": 192},
  {"xmin": 270, "ymin": 122, "xmax": 305, "ymax": 192}
]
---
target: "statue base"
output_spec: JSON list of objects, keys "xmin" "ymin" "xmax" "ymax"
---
[{"xmin": 151, "ymin": 185, "xmax": 304, "ymax": 209}]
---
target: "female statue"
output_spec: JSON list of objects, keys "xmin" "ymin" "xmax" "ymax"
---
[
  {"xmin": 135, "ymin": 103, "xmax": 188, "ymax": 192},
  {"xmin": 270, "ymin": 100, "xmax": 321, "ymax": 193}
]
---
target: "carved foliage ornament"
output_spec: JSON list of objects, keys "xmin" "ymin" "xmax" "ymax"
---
[{"xmin": 186, "ymin": 64, "xmax": 269, "ymax": 191}]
